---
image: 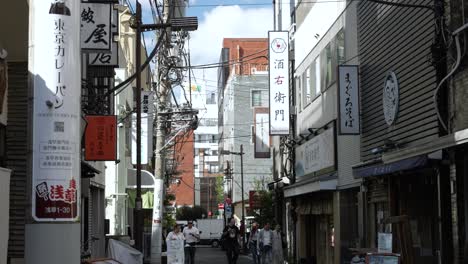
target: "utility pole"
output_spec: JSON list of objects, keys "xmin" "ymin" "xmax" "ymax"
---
[
  {"xmin": 134, "ymin": 1, "xmax": 144, "ymax": 252},
  {"xmin": 151, "ymin": 0, "xmax": 171, "ymax": 262},
  {"xmin": 240, "ymin": 144, "xmax": 245, "ymax": 250}
]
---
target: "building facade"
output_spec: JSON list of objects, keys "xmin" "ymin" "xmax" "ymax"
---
[{"xmin": 217, "ymin": 38, "xmax": 273, "ymax": 220}]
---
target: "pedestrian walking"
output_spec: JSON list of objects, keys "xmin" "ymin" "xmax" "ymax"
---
[
  {"xmin": 166, "ymin": 224, "xmax": 185, "ymax": 264},
  {"xmin": 258, "ymin": 223, "xmax": 273, "ymax": 264},
  {"xmin": 183, "ymin": 220, "xmax": 200, "ymax": 264},
  {"xmin": 222, "ymin": 218, "xmax": 241, "ymax": 264},
  {"xmin": 272, "ymin": 225, "xmax": 284, "ymax": 264},
  {"xmin": 248, "ymin": 222, "xmax": 261, "ymax": 264}
]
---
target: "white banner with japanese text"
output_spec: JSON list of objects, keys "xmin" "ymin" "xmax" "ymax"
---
[
  {"xmin": 31, "ymin": 0, "xmax": 81, "ymax": 221},
  {"xmin": 80, "ymin": 2, "xmax": 112, "ymax": 51},
  {"xmin": 338, "ymin": 65, "xmax": 360, "ymax": 134},
  {"xmin": 269, "ymin": 31, "xmax": 290, "ymax": 135}
]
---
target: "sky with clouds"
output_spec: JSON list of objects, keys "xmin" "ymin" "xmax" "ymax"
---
[{"xmin": 131, "ymin": 0, "xmax": 273, "ymax": 103}]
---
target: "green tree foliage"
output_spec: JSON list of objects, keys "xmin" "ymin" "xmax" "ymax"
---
[
  {"xmin": 252, "ymin": 190, "xmax": 275, "ymax": 227},
  {"xmin": 176, "ymin": 205, "xmax": 208, "ymax": 221},
  {"xmin": 215, "ymin": 176, "xmax": 224, "ymax": 204}
]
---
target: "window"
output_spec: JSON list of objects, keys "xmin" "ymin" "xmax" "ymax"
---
[
  {"xmin": 206, "ymin": 92, "xmax": 216, "ymax": 104},
  {"xmin": 296, "ymin": 77, "xmax": 302, "ymax": 111},
  {"xmin": 194, "ymin": 164, "xmax": 199, "ymax": 170},
  {"xmin": 320, "ymin": 43, "xmax": 336, "ymax": 90},
  {"xmin": 314, "ymin": 57, "xmax": 321, "ymax": 96},
  {"xmin": 252, "ymin": 90, "xmax": 262, "ymax": 107},
  {"xmin": 251, "ymin": 90, "xmax": 268, "ymax": 107},
  {"xmin": 336, "ymin": 30, "xmax": 345, "ymax": 65},
  {"xmin": 303, "ymin": 68, "xmax": 311, "ymax": 105}
]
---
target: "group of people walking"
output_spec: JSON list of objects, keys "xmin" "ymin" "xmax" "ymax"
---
[
  {"xmin": 166, "ymin": 220, "xmax": 200, "ymax": 264},
  {"xmin": 222, "ymin": 218, "xmax": 285, "ymax": 264}
]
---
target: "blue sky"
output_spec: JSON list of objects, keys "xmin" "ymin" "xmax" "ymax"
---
[{"xmin": 132, "ymin": 0, "xmax": 273, "ymax": 103}]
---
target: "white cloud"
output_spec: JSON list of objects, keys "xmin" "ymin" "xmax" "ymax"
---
[{"xmin": 188, "ymin": 5, "xmax": 273, "ymax": 93}]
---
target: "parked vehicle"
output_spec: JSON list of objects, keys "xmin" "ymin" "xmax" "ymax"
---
[{"xmin": 196, "ymin": 219, "xmax": 224, "ymax": 247}]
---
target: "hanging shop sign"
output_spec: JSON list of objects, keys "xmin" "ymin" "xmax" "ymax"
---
[
  {"xmin": 80, "ymin": 2, "xmax": 112, "ymax": 51},
  {"xmin": 254, "ymin": 108, "xmax": 270, "ymax": 158},
  {"xmin": 31, "ymin": 0, "xmax": 81, "ymax": 221},
  {"xmin": 338, "ymin": 65, "xmax": 360, "ymax": 135},
  {"xmin": 269, "ymin": 31, "xmax": 290, "ymax": 135},
  {"xmin": 84, "ymin": 115, "xmax": 117, "ymax": 161},
  {"xmin": 295, "ymin": 125, "xmax": 335, "ymax": 178},
  {"xmin": 88, "ymin": 42, "xmax": 118, "ymax": 66},
  {"xmin": 249, "ymin": 191, "xmax": 261, "ymax": 209},
  {"xmin": 383, "ymin": 71, "xmax": 399, "ymax": 126}
]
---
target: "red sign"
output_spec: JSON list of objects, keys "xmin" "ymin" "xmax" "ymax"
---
[
  {"xmin": 208, "ymin": 211, "xmax": 212, "ymax": 217},
  {"xmin": 218, "ymin": 203, "xmax": 224, "ymax": 210},
  {"xmin": 35, "ymin": 178, "xmax": 78, "ymax": 219},
  {"xmin": 249, "ymin": 191, "xmax": 261, "ymax": 209},
  {"xmin": 85, "ymin": 115, "xmax": 117, "ymax": 161}
]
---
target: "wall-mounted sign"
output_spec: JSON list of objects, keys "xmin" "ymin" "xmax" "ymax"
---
[
  {"xmin": 254, "ymin": 108, "xmax": 270, "ymax": 158},
  {"xmin": 383, "ymin": 71, "xmax": 399, "ymax": 126},
  {"xmin": 88, "ymin": 41, "xmax": 118, "ymax": 66},
  {"xmin": 269, "ymin": 31, "xmax": 290, "ymax": 135},
  {"xmin": 31, "ymin": 0, "xmax": 81, "ymax": 221},
  {"xmin": 80, "ymin": 2, "xmax": 112, "ymax": 51},
  {"xmin": 84, "ymin": 115, "xmax": 117, "ymax": 161},
  {"xmin": 338, "ymin": 65, "xmax": 360, "ymax": 135},
  {"xmin": 131, "ymin": 113, "xmax": 148, "ymax": 165},
  {"xmin": 295, "ymin": 125, "xmax": 335, "ymax": 178}
]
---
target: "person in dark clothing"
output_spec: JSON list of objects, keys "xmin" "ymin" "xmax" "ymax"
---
[{"xmin": 222, "ymin": 218, "xmax": 241, "ymax": 264}]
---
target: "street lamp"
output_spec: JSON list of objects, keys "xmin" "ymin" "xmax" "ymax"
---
[{"xmin": 221, "ymin": 144, "xmax": 245, "ymax": 251}]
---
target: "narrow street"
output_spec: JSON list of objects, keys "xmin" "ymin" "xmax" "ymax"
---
[{"xmin": 195, "ymin": 246, "xmax": 252, "ymax": 264}]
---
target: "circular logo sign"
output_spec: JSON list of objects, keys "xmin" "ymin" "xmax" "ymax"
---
[
  {"xmin": 271, "ymin": 38, "xmax": 287, "ymax": 53},
  {"xmin": 383, "ymin": 72, "xmax": 399, "ymax": 126}
]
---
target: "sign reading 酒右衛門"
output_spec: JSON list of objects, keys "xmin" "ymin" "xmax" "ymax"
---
[
  {"xmin": 84, "ymin": 115, "xmax": 117, "ymax": 161},
  {"xmin": 80, "ymin": 2, "xmax": 112, "ymax": 51},
  {"xmin": 269, "ymin": 31, "xmax": 290, "ymax": 135},
  {"xmin": 32, "ymin": 0, "xmax": 81, "ymax": 221},
  {"xmin": 338, "ymin": 65, "xmax": 360, "ymax": 135}
]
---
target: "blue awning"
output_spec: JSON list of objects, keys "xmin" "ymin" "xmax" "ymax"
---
[{"xmin": 353, "ymin": 155, "xmax": 429, "ymax": 179}]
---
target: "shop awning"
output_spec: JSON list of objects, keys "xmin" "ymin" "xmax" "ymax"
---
[
  {"xmin": 352, "ymin": 155, "xmax": 429, "ymax": 179},
  {"xmin": 382, "ymin": 128, "xmax": 468, "ymax": 163},
  {"xmin": 283, "ymin": 174, "xmax": 337, "ymax": 198},
  {"xmin": 127, "ymin": 169, "xmax": 156, "ymax": 188},
  {"xmin": 81, "ymin": 161, "xmax": 101, "ymax": 178}
]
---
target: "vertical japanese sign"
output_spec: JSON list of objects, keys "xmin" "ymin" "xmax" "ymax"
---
[
  {"xmin": 31, "ymin": 0, "xmax": 80, "ymax": 221},
  {"xmin": 142, "ymin": 91, "xmax": 155, "ymax": 159},
  {"xmin": 80, "ymin": 2, "xmax": 112, "ymax": 51},
  {"xmin": 132, "ymin": 113, "xmax": 148, "ymax": 165},
  {"xmin": 254, "ymin": 108, "xmax": 270, "ymax": 158},
  {"xmin": 269, "ymin": 31, "xmax": 290, "ymax": 135},
  {"xmin": 84, "ymin": 115, "xmax": 117, "ymax": 161},
  {"xmin": 338, "ymin": 65, "xmax": 360, "ymax": 135}
]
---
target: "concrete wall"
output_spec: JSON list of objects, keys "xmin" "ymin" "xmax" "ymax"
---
[
  {"xmin": 0, "ymin": 168, "xmax": 11, "ymax": 264},
  {"xmin": 294, "ymin": 1, "xmax": 346, "ymax": 66},
  {"xmin": 226, "ymin": 75, "xmax": 273, "ymax": 204}
]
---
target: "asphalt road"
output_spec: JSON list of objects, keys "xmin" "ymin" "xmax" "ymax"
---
[{"xmin": 194, "ymin": 245, "xmax": 252, "ymax": 264}]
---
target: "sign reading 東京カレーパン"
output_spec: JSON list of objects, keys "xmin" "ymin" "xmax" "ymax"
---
[
  {"xmin": 269, "ymin": 31, "xmax": 290, "ymax": 135},
  {"xmin": 31, "ymin": 0, "xmax": 81, "ymax": 221}
]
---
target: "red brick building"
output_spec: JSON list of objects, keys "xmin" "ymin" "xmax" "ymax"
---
[
  {"xmin": 222, "ymin": 38, "xmax": 268, "ymax": 76},
  {"xmin": 168, "ymin": 131, "xmax": 195, "ymax": 206}
]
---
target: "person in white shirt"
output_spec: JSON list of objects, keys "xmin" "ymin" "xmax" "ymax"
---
[
  {"xmin": 166, "ymin": 224, "xmax": 185, "ymax": 264},
  {"xmin": 258, "ymin": 223, "xmax": 273, "ymax": 264},
  {"xmin": 183, "ymin": 220, "xmax": 200, "ymax": 264}
]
